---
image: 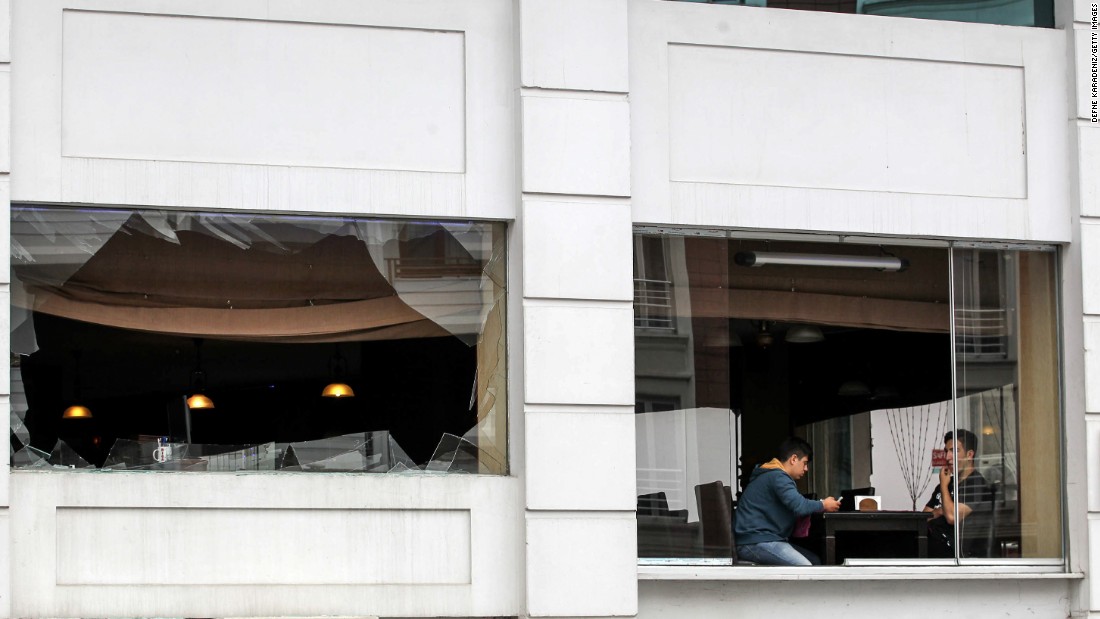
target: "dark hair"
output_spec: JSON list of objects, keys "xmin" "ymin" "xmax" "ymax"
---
[
  {"xmin": 777, "ymin": 437, "xmax": 813, "ymax": 462},
  {"xmin": 945, "ymin": 428, "xmax": 978, "ymax": 453}
]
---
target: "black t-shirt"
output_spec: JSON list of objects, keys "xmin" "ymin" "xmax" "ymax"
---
[
  {"xmin": 925, "ymin": 469, "xmax": 994, "ymax": 513},
  {"xmin": 925, "ymin": 469, "xmax": 996, "ymax": 557}
]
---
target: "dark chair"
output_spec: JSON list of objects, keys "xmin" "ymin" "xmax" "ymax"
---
[
  {"xmin": 637, "ymin": 491, "xmax": 670, "ymax": 516},
  {"xmin": 637, "ymin": 491, "xmax": 695, "ymax": 558},
  {"xmin": 962, "ymin": 481, "xmax": 999, "ymax": 558},
  {"xmin": 695, "ymin": 480, "xmax": 733, "ymax": 559}
]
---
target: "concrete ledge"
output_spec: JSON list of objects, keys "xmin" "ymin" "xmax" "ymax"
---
[{"xmin": 638, "ymin": 565, "xmax": 1084, "ymax": 581}]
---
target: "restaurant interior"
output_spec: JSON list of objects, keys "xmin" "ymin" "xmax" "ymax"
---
[{"xmin": 634, "ymin": 233, "xmax": 1061, "ymax": 564}]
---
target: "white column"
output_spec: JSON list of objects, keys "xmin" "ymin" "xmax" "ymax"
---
[
  {"xmin": 517, "ymin": 1, "xmax": 637, "ymax": 617},
  {"xmin": 0, "ymin": 0, "xmax": 11, "ymax": 616},
  {"xmin": 1072, "ymin": 0, "xmax": 1100, "ymax": 615}
]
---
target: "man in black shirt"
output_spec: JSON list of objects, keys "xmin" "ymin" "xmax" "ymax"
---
[{"xmin": 923, "ymin": 429, "xmax": 995, "ymax": 557}]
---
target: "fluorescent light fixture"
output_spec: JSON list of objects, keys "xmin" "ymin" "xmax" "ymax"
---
[{"xmin": 734, "ymin": 251, "xmax": 908, "ymax": 272}]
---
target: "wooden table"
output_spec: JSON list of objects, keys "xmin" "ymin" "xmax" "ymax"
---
[{"xmin": 823, "ymin": 511, "xmax": 929, "ymax": 565}]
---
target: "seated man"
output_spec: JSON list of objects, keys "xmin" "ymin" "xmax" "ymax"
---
[
  {"xmin": 923, "ymin": 428, "xmax": 994, "ymax": 557},
  {"xmin": 734, "ymin": 437, "xmax": 840, "ymax": 565}
]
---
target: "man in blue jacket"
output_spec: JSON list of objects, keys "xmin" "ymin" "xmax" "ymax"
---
[{"xmin": 734, "ymin": 437, "xmax": 841, "ymax": 565}]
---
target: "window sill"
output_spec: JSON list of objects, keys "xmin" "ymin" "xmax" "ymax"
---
[{"xmin": 637, "ymin": 565, "xmax": 1082, "ymax": 581}]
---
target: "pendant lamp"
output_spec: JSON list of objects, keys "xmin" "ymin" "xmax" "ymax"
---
[
  {"xmin": 187, "ymin": 338, "xmax": 215, "ymax": 409},
  {"xmin": 62, "ymin": 351, "xmax": 93, "ymax": 419},
  {"xmin": 322, "ymin": 347, "xmax": 355, "ymax": 398}
]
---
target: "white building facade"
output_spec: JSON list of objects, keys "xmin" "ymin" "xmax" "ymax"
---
[{"xmin": 0, "ymin": 0, "xmax": 1096, "ymax": 617}]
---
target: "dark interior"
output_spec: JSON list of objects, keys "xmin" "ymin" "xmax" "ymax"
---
[{"xmin": 15, "ymin": 312, "xmax": 479, "ymax": 468}]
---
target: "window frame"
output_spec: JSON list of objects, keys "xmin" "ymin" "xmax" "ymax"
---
[
  {"xmin": 8, "ymin": 204, "xmax": 511, "ymax": 476},
  {"xmin": 631, "ymin": 225, "xmax": 1071, "ymax": 574}
]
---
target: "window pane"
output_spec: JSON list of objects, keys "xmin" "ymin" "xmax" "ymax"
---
[
  {"xmin": 10, "ymin": 206, "xmax": 507, "ymax": 474},
  {"xmin": 952, "ymin": 248, "xmax": 1062, "ymax": 560},
  {"xmin": 635, "ymin": 235, "xmax": 734, "ymax": 563}
]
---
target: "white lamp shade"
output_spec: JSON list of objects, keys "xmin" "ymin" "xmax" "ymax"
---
[{"xmin": 785, "ymin": 325, "xmax": 825, "ymax": 343}]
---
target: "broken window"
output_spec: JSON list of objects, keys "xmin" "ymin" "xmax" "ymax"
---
[{"xmin": 10, "ymin": 206, "xmax": 508, "ymax": 474}]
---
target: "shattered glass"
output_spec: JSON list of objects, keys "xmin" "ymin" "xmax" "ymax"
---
[
  {"xmin": 102, "ymin": 439, "xmax": 277, "ymax": 472},
  {"xmin": 48, "ymin": 440, "xmax": 92, "ymax": 469},
  {"xmin": 10, "ymin": 206, "xmax": 508, "ymax": 475},
  {"xmin": 276, "ymin": 431, "xmax": 418, "ymax": 473},
  {"xmin": 12, "ymin": 445, "xmax": 50, "ymax": 468},
  {"xmin": 426, "ymin": 425, "xmax": 505, "ymax": 475}
]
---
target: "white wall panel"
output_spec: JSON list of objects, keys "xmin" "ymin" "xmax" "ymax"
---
[
  {"xmin": 62, "ymin": 11, "xmax": 464, "ymax": 172},
  {"xmin": 526, "ymin": 513, "xmax": 637, "ymax": 617},
  {"xmin": 1076, "ymin": 0, "xmax": 1096, "ymax": 24},
  {"xmin": 667, "ymin": 182, "xmax": 1030, "ymax": 239},
  {"xmin": 631, "ymin": 1, "xmax": 1070, "ymax": 242},
  {"xmin": 57, "ymin": 507, "xmax": 469, "ymax": 585},
  {"xmin": 11, "ymin": 472, "xmax": 523, "ymax": 618},
  {"xmin": 1083, "ymin": 317, "xmax": 1100, "ymax": 412},
  {"xmin": 0, "ymin": 398, "xmax": 7, "ymax": 507},
  {"xmin": 1075, "ymin": 26, "xmax": 1098, "ymax": 121},
  {"xmin": 0, "ymin": 66, "xmax": 8, "ymax": 174},
  {"xmin": 522, "ymin": 95, "xmax": 630, "ymax": 197},
  {"xmin": 1089, "ymin": 415, "xmax": 1100, "ymax": 512},
  {"xmin": 669, "ymin": 45, "xmax": 1025, "ymax": 199},
  {"xmin": 0, "ymin": 509, "xmax": 8, "ymax": 618},
  {"xmin": 525, "ymin": 410, "xmax": 636, "ymax": 511},
  {"xmin": 13, "ymin": 0, "xmax": 516, "ymax": 219},
  {"xmin": 0, "ymin": 176, "xmax": 8, "ymax": 283},
  {"xmin": 520, "ymin": 0, "xmax": 628, "ymax": 92},
  {"xmin": 0, "ymin": 287, "xmax": 8, "ymax": 396},
  {"xmin": 522, "ymin": 199, "xmax": 633, "ymax": 301},
  {"xmin": 639, "ymin": 578, "xmax": 1072, "ymax": 618},
  {"xmin": 1082, "ymin": 223, "xmax": 1100, "ymax": 315},
  {"xmin": 0, "ymin": 0, "xmax": 9, "ymax": 63},
  {"xmin": 58, "ymin": 160, "xmax": 466, "ymax": 217},
  {"xmin": 1082, "ymin": 126, "xmax": 1100, "ymax": 216},
  {"xmin": 1093, "ymin": 515, "xmax": 1100, "ymax": 610},
  {"xmin": 524, "ymin": 304, "xmax": 634, "ymax": 405}
]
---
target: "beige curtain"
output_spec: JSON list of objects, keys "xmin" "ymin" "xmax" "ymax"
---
[{"xmin": 16, "ymin": 221, "xmax": 451, "ymax": 343}]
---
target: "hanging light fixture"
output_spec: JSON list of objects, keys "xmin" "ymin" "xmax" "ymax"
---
[
  {"xmin": 755, "ymin": 321, "xmax": 775, "ymax": 349},
  {"xmin": 62, "ymin": 351, "xmax": 93, "ymax": 419},
  {"xmin": 187, "ymin": 338, "xmax": 215, "ymax": 410},
  {"xmin": 62, "ymin": 405, "xmax": 93, "ymax": 419},
  {"xmin": 322, "ymin": 347, "xmax": 355, "ymax": 398},
  {"xmin": 321, "ymin": 382, "xmax": 355, "ymax": 398},
  {"xmin": 785, "ymin": 325, "xmax": 825, "ymax": 343}
]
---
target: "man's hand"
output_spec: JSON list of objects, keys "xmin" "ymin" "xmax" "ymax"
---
[
  {"xmin": 938, "ymin": 465, "xmax": 952, "ymax": 487},
  {"xmin": 822, "ymin": 497, "xmax": 841, "ymax": 513}
]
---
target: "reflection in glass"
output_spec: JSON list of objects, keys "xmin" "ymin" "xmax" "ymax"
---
[
  {"xmin": 634, "ymin": 232, "xmax": 1062, "ymax": 565},
  {"xmin": 635, "ymin": 235, "xmax": 734, "ymax": 563},
  {"xmin": 10, "ymin": 206, "xmax": 507, "ymax": 474},
  {"xmin": 954, "ymin": 249, "xmax": 1062, "ymax": 560},
  {"xmin": 669, "ymin": 0, "xmax": 1053, "ymax": 27}
]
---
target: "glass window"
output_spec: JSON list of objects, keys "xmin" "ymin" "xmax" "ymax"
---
[
  {"xmin": 10, "ymin": 206, "xmax": 507, "ymax": 474},
  {"xmin": 668, "ymin": 0, "xmax": 1054, "ymax": 28},
  {"xmin": 953, "ymin": 248, "xmax": 1062, "ymax": 560},
  {"xmin": 634, "ymin": 230, "xmax": 1062, "ymax": 565}
]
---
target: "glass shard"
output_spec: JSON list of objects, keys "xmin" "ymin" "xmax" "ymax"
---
[{"xmin": 48, "ymin": 440, "xmax": 92, "ymax": 469}]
